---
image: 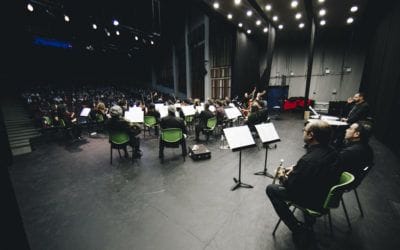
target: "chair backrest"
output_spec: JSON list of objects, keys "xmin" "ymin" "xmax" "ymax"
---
[
  {"xmin": 206, "ymin": 117, "xmax": 217, "ymax": 130},
  {"xmin": 352, "ymin": 165, "xmax": 372, "ymax": 189},
  {"xmin": 144, "ymin": 116, "xmax": 157, "ymax": 126},
  {"xmin": 109, "ymin": 132, "xmax": 130, "ymax": 144},
  {"xmin": 43, "ymin": 116, "xmax": 52, "ymax": 126},
  {"xmin": 59, "ymin": 118, "xmax": 66, "ymax": 128},
  {"xmin": 185, "ymin": 115, "xmax": 194, "ymax": 123},
  {"xmin": 96, "ymin": 113, "xmax": 104, "ymax": 122},
  {"xmin": 323, "ymin": 172, "xmax": 355, "ymax": 209},
  {"xmin": 161, "ymin": 128, "xmax": 183, "ymax": 143}
]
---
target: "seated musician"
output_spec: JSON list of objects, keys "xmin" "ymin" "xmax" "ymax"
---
[
  {"xmin": 105, "ymin": 105, "xmax": 142, "ymax": 158},
  {"xmin": 146, "ymin": 103, "xmax": 161, "ymax": 136},
  {"xmin": 59, "ymin": 105, "xmax": 82, "ymax": 140},
  {"xmin": 341, "ymin": 92, "xmax": 370, "ymax": 124},
  {"xmin": 159, "ymin": 105, "xmax": 188, "ymax": 158},
  {"xmin": 195, "ymin": 103, "xmax": 215, "ymax": 142},
  {"xmin": 245, "ymin": 104, "xmax": 261, "ymax": 132},
  {"xmin": 215, "ymin": 100, "xmax": 226, "ymax": 126}
]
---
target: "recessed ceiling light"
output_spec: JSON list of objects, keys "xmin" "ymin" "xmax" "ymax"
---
[
  {"xmin": 64, "ymin": 15, "xmax": 70, "ymax": 22},
  {"xmin": 227, "ymin": 14, "xmax": 233, "ymax": 19},
  {"xmin": 246, "ymin": 10, "xmax": 253, "ymax": 17},
  {"xmin": 350, "ymin": 6, "xmax": 358, "ymax": 12},
  {"xmin": 27, "ymin": 3, "xmax": 34, "ymax": 12},
  {"xmin": 347, "ymin": 17, "xmax": 354, "ymax": 24},
  {"xmin": 273, "ymin": 15, "xmax": 278, "ymax": 21},
  {"xmin": 295, "ymin": 13, "xmax": 302, "ymax": 19},
  {"xmin": 238, "ymin": 22, "xmax": 243, "ymax": 27},
  {"xmin": 299, "ymin": 23, "xmax": 305, "ymax": 28},
  {"xmin": 234, "ymin": 0, "xmax": 241, "ymax": 5},
  {"xmin": 278, "ymin": 24, "xmax": 284, "ymax": 30},
  {"xmin": 135, "ymin": 35, "xmax": 139, "ymax": 40},
  {"xmin": 265, "ymin": 4, "xmax": 272, "ymax": 11},
  {"xmin": 213, "ymin": 2, "xmax": 219, "ymax": 9},
  {"xmin": 291, "ymin": 1, "xmax": 299, "ymax": 8},
  {"xmin": 256, "ymin": 20, "xmax": 261, "ymax": 26},
  {"xmin": 116, "ymin": 30, "xmax": 120, "ymax": 36},
  {"xmin": 263, "ymin": 27, "xmax": 268, "ymax": 33},
  {"xmin": 318, "ymin": 0, "xmax": 325, "ymax": 3},
  {"xmin": 319, "ymin": 9, "xmax": 326, "ymax": 16},
  {"xmin": 320, "ymin": 20, "xmax": 326, "ymax": 26},
  {"xmin": 247, "ymin": 29, "xmax": 251, "ymax": 34}
]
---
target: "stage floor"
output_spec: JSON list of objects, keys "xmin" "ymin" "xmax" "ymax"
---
[{"xmin": 9, "ymin": 113, "xmax": 400, "ymax": 250}]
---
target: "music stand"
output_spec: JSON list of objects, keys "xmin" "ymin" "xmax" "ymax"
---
[
  {"xmin": 223, "ymin": 126, "xmax": 256, "ymax": 191},
  {"xmin": 124, "ymin": 110, "xmax": 144, "ymax": 123},
  {"xmin": 254, "ymin": 123, "xmax": 281, "ymax": 178},
  {"xmin": 224, "ymin": 107, "xmax": 242, "ymax": 126}
]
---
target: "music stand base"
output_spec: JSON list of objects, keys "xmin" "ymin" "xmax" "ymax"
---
[
  {"xmin": 254, "ymin": 170, "xmax": 274, "ymax": 178},
  {"xmin": 231, "ymin": 178, "xmax": 253, "ymax": 191}
]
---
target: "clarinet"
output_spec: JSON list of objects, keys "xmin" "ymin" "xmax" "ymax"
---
[{"xmin": 272, "ymin": 159, "xmax": 285, "ymax": 184}]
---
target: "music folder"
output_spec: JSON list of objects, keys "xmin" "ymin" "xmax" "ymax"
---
[
  {"xmin": 223, "ymin": 125, "xmax": 256, "ymax": 151},
  {"xmin": 181, "ymin": 105, "xmax": 196, "ymax": 116},
  {"xmin": 255, "ymin": 123, "xmax": 281, "ymax": 144},
  {"xmin": 224, "ymin": 107, "xmax": 242, "ymax": 120},
  {"xmin": 124, "ymin": 110, "xmax": 144, "ymax": 123}
]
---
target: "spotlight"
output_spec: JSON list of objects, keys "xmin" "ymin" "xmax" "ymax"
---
[
  {"xmin": 246, "ymin": 10, "xmax": 253, "ymax": 17},
  {"xmin": 150, "ymin": 40, "xmax": 154, "ymax": 45},
  {"xmin": 273, "ymin": 15, "xmax": 278, "ymax": 21},
  {"xmin": 320, "ymin": 20, "xmax": 326, "ymax": 26},
  {"xmin": 347, "ymin": 17, "xmax": 354, "ymax": 24},
  {"xmin": 234, "ymin": 0, "xmax": 241, "ymax": 5},
  {"xmin": 263, "ymin": 27, "xmax": 268, "ymax": 33},
  {"xmin": 256, "ymin": 20, "xmax": 261, "ymax": 26},
  {"xmin": 92, "ymin": 24, "xmax": 97, "ymax": 30},
  {"xmin": 291, "ymin": 1, "xmax": 298, "ymax": 8},
  {"xmin": 238, "ymin": 22, "xmax": 243, "ymax": 27},
  {"xmin": 299, "ymin": 23, "xmax": 305, "ymax": 28},
  {"xmin": 116, "ymin": 30, "xmax": 120, "ymax": 36},
  {"xmin": 135, "ymin": 35, "xmax": 139, "ymax": 40},
  {"xmin": 64, "ymin": 15, "xmax": 70, "ymax": 22},
  {"xmin": 113, "ymin": 19, "xmax": 119, "ymax": 26},
  {"xmin": 278, "ymin": 24, "xmax": 283, "ymax": 30},
  {"xmin": 246, "ymin": 29, "xmax": 251, "ymax": 34},
  {"xmin": 227, "ymin": 14, "xmax": 233, "ymax": 19},
  {"xmin": 27, "ymin": 3, "xmax": 34, "ymax": 12},
  {"xmin": 295, "ymin": 13, "xmax": 302, "ymax": 19},
  {"xmin": 265, "ymin": 4, "xmax": 272, "ymax": 11},
  {"xmin": 319, "ymin": 9, "xmax": 326, "ymax": 17},
  {"xmin": 350, "ymin": 6, "xmax": 358, "ymax": 12},
  {"xmin": 213, "ymin": 2, "xmax": 219, "ymax": 9}
]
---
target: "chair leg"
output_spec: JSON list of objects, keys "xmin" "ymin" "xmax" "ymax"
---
[
  {"xmin": 354, "ymin": 189, "xmax": 364, "ymax": 217},
  {"xmin": 118, "ymin": 148, "xmax": 122, "ymax": 158},
  {"xmin": 328, "ymin": 210, "xmax": 333, "ymax": 236},
  {"xmin": 341, "ymin": 198, "xmax": 352, "ymax": 231},
  {"xmin": 272, "ymin": 207, "xmax": 296, "ymax": 236},
  {"xmin": 110, "ymin": 146, "xmax": 113, "ymax": 164}
]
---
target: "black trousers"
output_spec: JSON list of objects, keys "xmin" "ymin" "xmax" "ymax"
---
[
  {"xmin": 266, "ymin": 184, "xmax": 316, "ymax": 232},
  {"xmin": 159, "ymin": 138, "xmax": 187, "ymax": 158}
]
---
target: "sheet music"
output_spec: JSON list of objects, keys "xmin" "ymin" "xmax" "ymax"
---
[
  {"xmin": 224, "ymin": 107, "xmax": 242, "ymax": 119},
  {"xmin": 181, "ymin": 105, "xmax": 196, "ymax": 116},
  {"xmin": 80, "ymin": 108, "xmax": 91, "ymax": 117},
  {"xmin": 124, "ymin": 110, "xmax": 144, "ymax": 123},
  {"xmin": 209, "ymin": 105, "xmax": 216, "ymax": 112},
  {"xmin": 195, "ymin": 106, "xmax": 204, "ymax": 113},
  {"xmin": 174, "ymin": 103, "xmax": 181, "ymax": 108},
  {"xmin": 255, "ymin": 123, "xmax": 281, "ymax": 144},
  {"xmin": 129, "ymin": 107, "xmax": 142, "ymax": 112},
  {"xmin": 158, "ymin": 106, "xmax": 168, "ymax": 118},
  {"xmin": 223, "ymin": 126, "xmax": 255, "ymax": 150},
  {"xmin": 155, "ymin": 103, "xmax": 164, "ymax": 111}
]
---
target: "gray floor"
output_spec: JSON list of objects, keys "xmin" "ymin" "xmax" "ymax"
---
[{"xmin": 9, "ymin": 113, "xmax": 400, "ymax": 250}]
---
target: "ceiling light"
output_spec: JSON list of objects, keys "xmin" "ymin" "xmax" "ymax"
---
[
  {"xmin": 347, "ymin": 17, "xmax": 354, "ymax": 24},
  {"xmin": 299, "ymin": 23, "xmax": 305, "ymax": 28},
  {"xmin": 27, "ymin": 3, "xmax": 34, "ymax": 12},
  {"xmin": 246, "ymin": 10, "xmax": 253, "ymax": 17},
  {"xmin": 350, "ymin": 6, "xmax": 358, "ymax": 12},
  {"xmin": 320, "ymin": 20, "xmax": 326, "ymax": 26},
  {"xmin": 227, "ymin": 14, "xmax": 233, "ymax": 19},
  {"xmin": 278, "ymin": 24, "xmax": 284, "ymax": 30},
  {"xmin": 273, "ymin": 15, "xmax": 278, "ymax": 21},
  {"xmin": 319, "ymin": 9, "xmax": 326, "ymax": 16},
  {"xmin": 265, "ymin": 4, "xmax": 272, "ymax": 11},
  {"xmin": 256, "ymin": 20, "xmax": 261, "ymax": 26},
  {"xmin": 92, "ymin": 24, "xmax": 97, "ymax": 30},
  {"xmin": 263, "ymin": 27, "xmax": 268, "ymax": 33},
  {"xmin": 234, "ymin": 0, "xmax": 241, "ymax": 5},
  {"xmin": 116, "ymin": 30, "xmax": 120, "ymax": 36},
  {"xmin": 291, "ymin": 1, "xmax": 299, "ymax": 8},
  {"xmin": 106, "ymin": 32, "xmax": 111, "ymax": 37},
  {"xmin": 135, "ymin": 35, "xmax": 139, "ymax": 40},
  {"xmin": 238, "ymin": 22, "xmax": 243, "ymax": 27},
  {"xmin": 64, "ymin": 15, "xmax": 70, "ymax": 22},
  {"xmin": 213, "ymin": 2, "xmax": 219, "ymax": 9},
  {"xmin": 247, "ymin": 29, "xmax": 251, "ymax": 34},
  {"xmin": 295, "ymin": 13, "xmax": 302, "ymax": 19},
  {"xmin": 113, "ymin": 19, "xmax": 119, "ymax": 26},
  {"xmin": 150, "ymin": 40, "xmax": 154, "ymax": 45},
  {"xmin": 318, "ymin": 0, "xmax": 325, "ymax": 3}
]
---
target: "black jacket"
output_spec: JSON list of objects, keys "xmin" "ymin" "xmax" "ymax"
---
[
  {"xmin": 197, "ymin": 110, "xmax": 215, "ymax": 128},
  {"xmin": 347, "ymin": 102, "xmax": 369, "ymax": 124},
  {"xmin": 160, "ymin": 115, "xmax": 187, "ymax": 134},
  {"xmin": 338, "ymin": 141, "xmax": 374, "ymax": 185},
  {"xmin": 283, "ymin": 144, "xmax": 339, "ymax": 211}
]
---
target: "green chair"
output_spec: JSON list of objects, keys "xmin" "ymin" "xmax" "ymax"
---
[
  {"xmin": 344, "ymin": 165, "xmax": 372, "ymax": 217},
  {"xmin": 203, "ymin": 116, "xmax": 217, "ymax": 141},
  {"xmin": 184, "ymin": 115, "xmax": 195, "ymax": 131},
  {"xmin": 272, "ymin": 172, "xmax": 355, "ymax": 236},
  {"xmin": 159, "ymin": 128, "xmax": 186, "ymax": 163},
  {"xmin": 109, "ymin": 131, "xmax": 130, "ymax": 164},
  {"xmin": 143, "ymin": 115, "xmax": 158, "ymax": 138}
]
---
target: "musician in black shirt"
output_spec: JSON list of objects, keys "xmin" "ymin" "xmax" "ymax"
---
[
  {"xmin": 195, "ymin": 103, "xmax": 215, "ymax": 142},
  {"xmin": 159, "ymin": 106, "xmax": 187, "ymax": 158},
  {"xmin": 342, "ymin": 92, "xmax": 370, "ymax": 124}
]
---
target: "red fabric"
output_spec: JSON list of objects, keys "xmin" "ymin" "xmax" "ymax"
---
[{"xmin": 283, "ymin": 99, "xmax": 313, "ymax": 111}]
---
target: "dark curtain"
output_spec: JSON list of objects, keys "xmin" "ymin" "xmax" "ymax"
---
[{"xmin": 360, "ymin": 1, "xmax": 400, "ymax": 156}]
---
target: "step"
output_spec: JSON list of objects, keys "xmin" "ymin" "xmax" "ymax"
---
[
  {"xmin": 12, "ymin": 146, "xmax": 32, "ymax": 156},
  {"xmin": 7, "ymin": 131, "xmax": 41, "ymax": 138},
  {"xmin": 9, "ymin": 133, "xmax": 40, "ymax": 141},
  {"xmin": 6, "ymin": 128, "xmax": 39, "ymax": 134}
]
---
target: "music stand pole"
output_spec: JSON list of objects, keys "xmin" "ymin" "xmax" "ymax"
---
[
  {"xmin": 232, "ymin": 149, "xmax": 254, "ymax": 191},
  {"xmin": 254, "ymin": 143, "xmax": 274, "ymax": 178}
]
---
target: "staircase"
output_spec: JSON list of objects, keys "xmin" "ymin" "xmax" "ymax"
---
[{"xmin": 1, "ymin": 98, "xmax": 41, "ymax": 156}]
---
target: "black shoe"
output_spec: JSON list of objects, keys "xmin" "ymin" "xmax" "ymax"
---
[{"xmin": 292, "ymin": 226, "xmax": 315, "ymax": 249}]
